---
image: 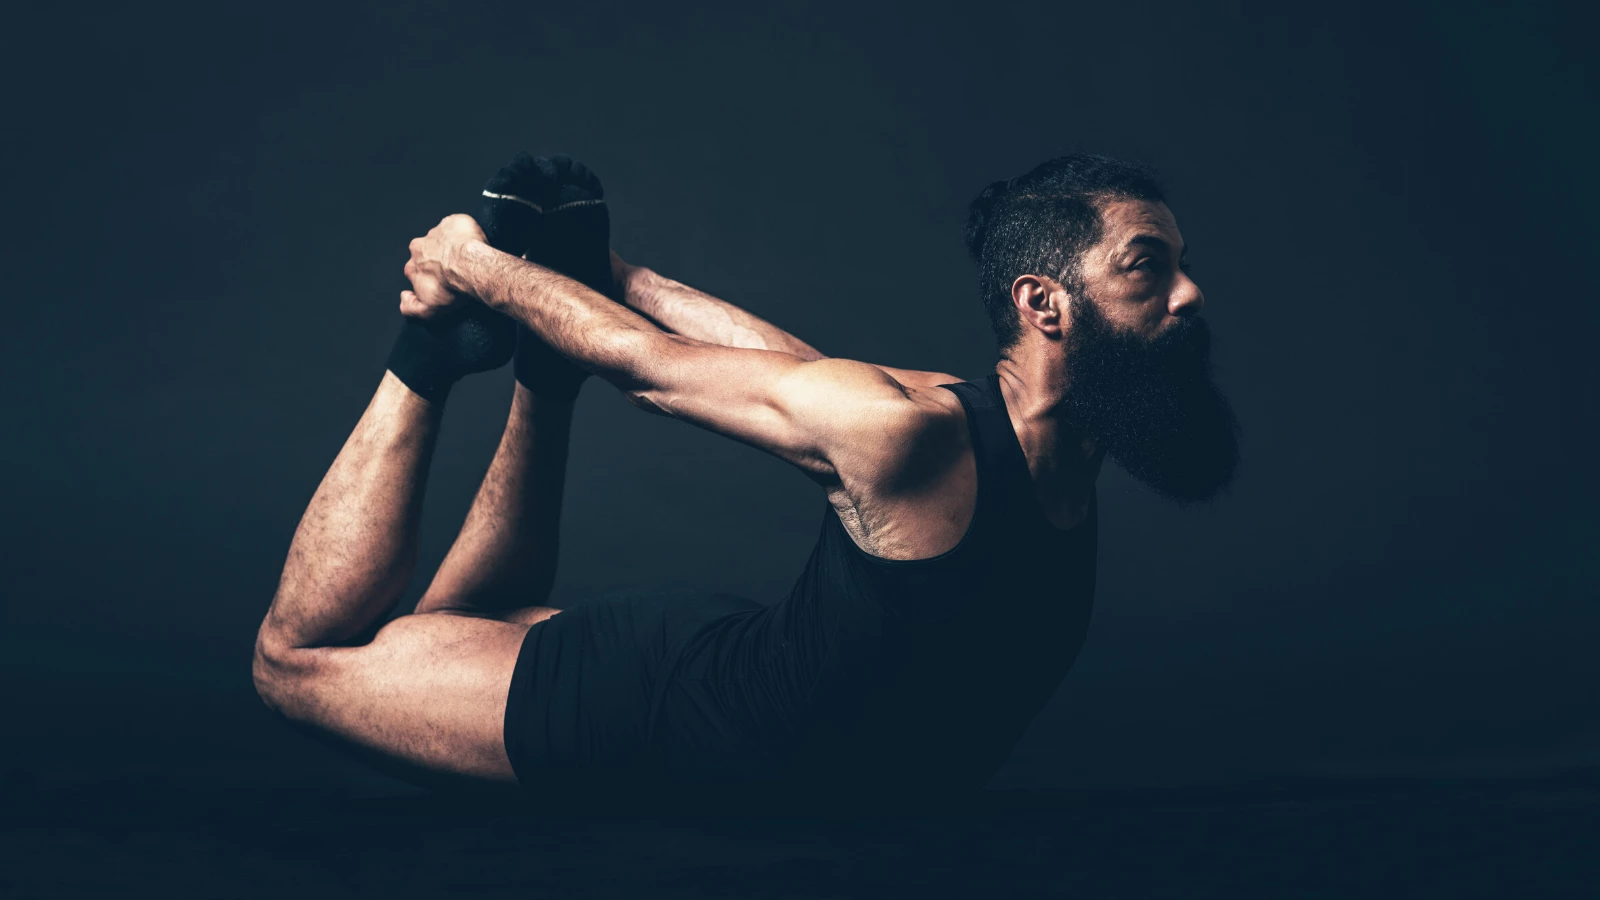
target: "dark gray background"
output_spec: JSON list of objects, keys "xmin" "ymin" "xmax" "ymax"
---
[{"xmin": 2, "ymin": 0, "xmax": 1593, "ymax": 792}]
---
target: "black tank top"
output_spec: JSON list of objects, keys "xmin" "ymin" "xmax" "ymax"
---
[{"xmin": 654, "ymin": 374, "xmax": 1099, "ymax": 797}]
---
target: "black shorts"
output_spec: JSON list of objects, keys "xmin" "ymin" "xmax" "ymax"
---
[
  {"xmin": 499, "ymin": 545, "xmax": 1014, "ymax": 809},
  {"xmin": 501, "ymin": 588, "xmax": 768, "ymax": 805}
]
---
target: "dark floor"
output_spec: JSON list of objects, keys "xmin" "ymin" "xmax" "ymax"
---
[{"xmin": 3, "ymin": 768, "xmax": 1596, "ymax": 899}]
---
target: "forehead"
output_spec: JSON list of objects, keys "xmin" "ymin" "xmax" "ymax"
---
[{"xmin": 1095, "ymin": 198, "xmax": 1183, "ymax": 255}]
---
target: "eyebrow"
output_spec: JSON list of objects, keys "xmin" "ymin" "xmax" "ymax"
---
[{"xmin": 1125, "ymin": 234, "xmax": 1188, "ymax": 259}]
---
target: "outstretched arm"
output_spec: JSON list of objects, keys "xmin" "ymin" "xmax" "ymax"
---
[
  {"xmin": 402, "ymin": 216, "xmax": 950, "ymax": 482},
  {"xmin": 612, "ymin": 254, "xmax": 824, "ymax": 359},
  {"xmin": 611, "ymin": 253, "xmax": 957, "ymax": 390}
]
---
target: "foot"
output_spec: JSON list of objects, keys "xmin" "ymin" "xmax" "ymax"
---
[
  {"xmin": 510, "ymin": 155, "xmax": 616, "ymax": 400},
  {"xmin": 384, "ymin": 155, "xmax": 555, "ymax": 401},
  {"xmin": 528, "ymin": 155, "xmax": 614, "ymax": 296}
]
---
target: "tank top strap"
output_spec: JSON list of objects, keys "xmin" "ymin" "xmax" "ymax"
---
[{"xmin": 938, "ymin": 374, "xmax": 1048, "ymax": 532}]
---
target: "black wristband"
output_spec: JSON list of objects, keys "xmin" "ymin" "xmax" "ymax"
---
[{"xmin": 386, "ymin": 304, "xmax": 511, "ymax": 403}]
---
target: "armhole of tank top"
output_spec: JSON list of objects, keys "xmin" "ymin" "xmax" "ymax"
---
[
  {"xmin": 941, "ymin": 380, "xmax": 992, "ymax": 539},
  {"xmin": 871, "ymin": 381, "xmax": 991, "ymax": 564},
  {"xmin": 820, "ymin": 381, "xmax": 989, "ymax": 568}
]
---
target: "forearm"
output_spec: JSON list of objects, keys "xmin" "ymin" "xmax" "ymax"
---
[
  {"xmin": 616, "ymin": 261, "xmax": 825, "ymax": 360},
  {"xmin": 612, "ymin": 262, "xmax": 957, "ymax": 389},
  {"xmin": 415, "ymin": 385, "xmax": 573, "ymax": 615},
  {"xmin": 261, "ymin": 372, "xmax": 439, "ymax": 650},
  {"xmin": 451, "ymin": 241, "xmax": 675, "ymax": 387}
]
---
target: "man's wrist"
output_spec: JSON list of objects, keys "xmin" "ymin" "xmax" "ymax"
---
[{"xmin": 448, "ymin": 239, "xmax": 496, "ymax": 304}]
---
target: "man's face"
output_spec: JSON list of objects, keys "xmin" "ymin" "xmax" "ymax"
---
[
  {"xmin": 1073, "ymin": 199, "xmax": 1204, "ymax": 339},
  {"xmin": 1056, "ymin": 198, "xmax": 1240, "ymax": 503}
]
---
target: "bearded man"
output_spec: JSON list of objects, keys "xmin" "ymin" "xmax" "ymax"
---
[{"xmin": 251, "ymin": 151, "xmax": 1240, "ymax": 808}]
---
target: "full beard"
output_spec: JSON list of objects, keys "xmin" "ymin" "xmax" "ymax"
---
[{"xmin": 1061, "ymin": 293, "xmax": 1241, "ymax": 503}]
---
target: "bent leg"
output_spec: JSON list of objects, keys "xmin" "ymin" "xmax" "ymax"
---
[
  {"xmin": 254, "ymin": 371, "xmax": 524, "ymax": 784},
  {"xmin": 413, "ymin": 381, "xmax": 578, "ymax": 624},
  {"xmin": 416, "ymin": 157, "xmax": 611, "ymax": 624},
  {"xmin": 257, "ymin": 611, "xmax": 529, "ymax": 782},
  {"xmin": 259, "ymin": 372, "xmax": 438, "ymax": 650}
]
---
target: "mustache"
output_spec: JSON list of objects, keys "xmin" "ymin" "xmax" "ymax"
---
[{"xmin": 1148, "ymin": 314, "xmax": 1212, "ymax": 363}]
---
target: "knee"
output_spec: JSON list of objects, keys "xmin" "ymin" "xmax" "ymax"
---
[{"xmin": 252, "ymin": 627, "xmax": 303, "ymax": 718}]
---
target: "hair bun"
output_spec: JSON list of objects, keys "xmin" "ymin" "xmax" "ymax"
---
[{"xmin": 963, "ymin": 179, "xmax": 1009, "ymax": 259}]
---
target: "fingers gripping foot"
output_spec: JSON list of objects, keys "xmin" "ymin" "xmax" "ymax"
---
[
  {"xmin": 384, "ymin": 158, "xmax": 551, "ymax": 402},
  {"xmin": 385, "ymin": 152, "xmax": 616, "ymax": 402}
]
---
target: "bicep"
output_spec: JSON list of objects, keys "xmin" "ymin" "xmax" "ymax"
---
[{"xmin": 620, "ymin": 334, "xmax": 920, "ymax": 479}]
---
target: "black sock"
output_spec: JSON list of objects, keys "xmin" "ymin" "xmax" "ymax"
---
[
  {"xmin": 385, "ymin": 155, "xmax": 552, "ymax": 402},
  {"xmin": 529, "ymin": 155, "xmax": 613, "ymax": 295},
  {"xmin": 514, "ymin": 155, "xmax": 613, "ymax": 395}
]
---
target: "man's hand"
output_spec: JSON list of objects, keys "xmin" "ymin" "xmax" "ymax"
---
[{"xmin": 401, "ymin": 214, "xmax": 488, "ymax": 319}]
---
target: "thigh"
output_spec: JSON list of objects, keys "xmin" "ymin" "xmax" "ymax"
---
[{"xmin": 276, "ymin": 612, "xmax": 531, "ymax": 784}]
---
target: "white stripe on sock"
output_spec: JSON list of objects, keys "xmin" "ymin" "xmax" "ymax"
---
[
  {"xmin": 549, "ymin": 198, "xmax": 605, "ymax": 212},
  {"xmin": 482, "ymin": 190, "xmax": 543, "ymax": 212}
]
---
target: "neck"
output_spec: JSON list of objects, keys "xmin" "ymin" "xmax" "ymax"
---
[{"xmin": 994, "ymin": 341, "xmax": 1103, "ymax": 522}]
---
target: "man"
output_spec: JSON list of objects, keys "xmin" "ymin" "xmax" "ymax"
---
[{"xmin": 252, "ymin": 151, "xmax": 1239, "ymax": 809}]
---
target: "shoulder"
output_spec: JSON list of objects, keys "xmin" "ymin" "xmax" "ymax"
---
[
  {"xmin": 776, "ymin": 359, "xmax": 964, "ymax": 436},
  {"xmin": 880, "ymin": 383, "xmax": 970, "ymax": 472},
  {"xmin": 762, "ymin": 358, "xmax": 968, "ymax": 481},
  {"xmin": 794, "ymin": 363, "xmax": 969, "ymax": 479}
]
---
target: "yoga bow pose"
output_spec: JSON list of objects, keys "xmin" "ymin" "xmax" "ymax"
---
[{"xmin": 252, "ymin": 152, "xmax": 1238, "ymax": 806}]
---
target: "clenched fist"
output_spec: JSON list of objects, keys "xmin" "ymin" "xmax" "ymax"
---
[{"xmin": 400, "ymin": 213, "xmax": 487, "ymax": 319}]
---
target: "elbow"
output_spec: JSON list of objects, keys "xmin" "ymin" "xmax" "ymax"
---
[{"xmin": 598, "ymin": 330, "xmax": 674, "ymax": 404}]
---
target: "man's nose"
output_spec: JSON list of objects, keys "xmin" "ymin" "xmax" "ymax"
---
[{"xmin": 1170, "ymin": 274, "xmax": 1205, "ymax": 317}]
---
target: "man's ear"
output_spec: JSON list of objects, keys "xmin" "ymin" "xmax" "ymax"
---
[{"xmin": 1010, "ymin": 274, "xmax": 1066, "ymax": 339}]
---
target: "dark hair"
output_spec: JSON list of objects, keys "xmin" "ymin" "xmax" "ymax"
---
[{"xmin": 964, "ymin": 152, "xmax": 1166, "ymax": 348}]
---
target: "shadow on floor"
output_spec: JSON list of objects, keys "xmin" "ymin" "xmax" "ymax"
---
[{"xmin": 4, "ymin": 769, "xmax": 1597, "ymax": 898}]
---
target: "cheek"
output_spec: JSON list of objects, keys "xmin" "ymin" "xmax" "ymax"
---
[
  {"xmin": 1088, "ymin": 289, "xmax": 1169, "ymax": 344},
  {"xmin": 1096, "ymin": 281, "xmax": 1165, "ymax": 326},
  {"xmin": 1129, "ymin": 281, "xmax": 1178, "ymax": 319}
]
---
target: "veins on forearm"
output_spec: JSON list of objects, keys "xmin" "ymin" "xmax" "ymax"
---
[
  {"xmin": 622, "ymin": 267, "xmax": 824, "ymax": 360},
  {"xmin": 459, "ymin": 242, "xmax": 658, "ymax": 380}
]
